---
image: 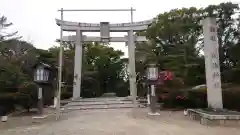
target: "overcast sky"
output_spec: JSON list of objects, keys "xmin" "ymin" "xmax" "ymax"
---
[{"xmin": 0, "ymin": 0, "xmax": 234, "ymax": 56}]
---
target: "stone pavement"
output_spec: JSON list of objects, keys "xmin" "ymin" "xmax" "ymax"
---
[{"xmin": 0, "ymin": 108, "xmax": 240, "ymax": 135}]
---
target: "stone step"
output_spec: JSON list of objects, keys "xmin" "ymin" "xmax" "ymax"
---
[
  {"xmin": 66, "ymin": 102, "xmax": 133, "ymax": 106},
  {"xmin": 67, "ymin": 99, "xmax": 132, "ymax": 105},
  {"xmin": 60, "ymin": 97, "xmax": 134, "ymax": 105},
  {"xmin": 65, "ymin": 104, "xmax": 134, "ymax": 110},
  {"xmin": 71, "ymin": 98, "xmax": 132, "ymax": 102},
  {"xmin": 60, "ymin": 97, "xmax": 143, "ymax": 112}
]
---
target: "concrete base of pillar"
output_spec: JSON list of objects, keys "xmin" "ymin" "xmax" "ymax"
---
[
  {"xmin": 1, "ymin": 116, "xmax": 8, "ymax": 122},
  {"xmin": 53, "ymin": 97, "xmax": 57, "ymax": 108},
  {"xmin": 71, "ymin": 97, "xmax": 82, "ymax": 101},
  {"xmin": 32, "ymin": 115, "xmax": 48, "ymax": 119},
  {"xmin": 184, "ymin": 109, "xmax": 188, "ymax": 116},
  {"xmin": 147, "ymin": 94, "xmax": 150, "ymax": 105},
  {"xmin": 148, "ymin": 112, "xmax": 160, "ymax": 116},
  {"xmin": 32, "ymin": 115, "xmax": 48, "ymax": 123}
]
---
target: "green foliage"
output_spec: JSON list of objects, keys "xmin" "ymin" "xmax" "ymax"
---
[
  {"xmin": 48, "ymin": 42, "xmax": 127, "ymax": 97},
  {"xmin": 84, "ymin": 43, "xmax": 125, "ymax": 94},
  {"xmin": 160, "ymin": 88, "xmax": 240, "ymax": 111},
  {"xmin": 136, "ymin": 2, "xmax": 240, "ymax": 88},
  {"xmin": 61, "ymin": 91, "xmax": 72, "ymax": 100},
  {"xmin": 17, "ymin": 82, "xmax": 38, "ymax": 111},
  {"xmin": 136, "ymin": 6, "xmax": 205, "ymax": 86},
  {"xmin": 0, "ymin": 93, "xmax": 16, "ymax": 113},
  {"xmin": 0, "ymin": 15, "xmax": 19, "ymax": 41}
]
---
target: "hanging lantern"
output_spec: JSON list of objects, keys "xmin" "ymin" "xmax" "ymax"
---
[
  {"xmin": 146, "ymin": 64, "xmax": 158, "ymax": 81},
  {"xmin": 33, "ymin": 62, "xmax": 51, "ymax": 83}
]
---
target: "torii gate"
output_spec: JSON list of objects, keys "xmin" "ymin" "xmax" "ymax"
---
[{"xmin": 55, "ymin": 10, "xmax": 153, "ymax": 107}]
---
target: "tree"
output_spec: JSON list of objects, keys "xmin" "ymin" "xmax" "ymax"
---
[
  {"xmin": 137, "ymin": 7, "xmax": 205, "ymax": 86},
  {"xmin": 202, "ymin": 2, "xmax": 240, "ymax": 83},
  {"xmin": 84, "ymin": 43, "xmax": 126, "ymax": 95},
  {"xmin": 138, "ymin": 2, "xmax": 240, "ymax": 87},
  {"xmin": 0, "ymin": 15, "xmax": 19, "ymax": 42},
  {"xmin": 47, "ymin": 42, "xmax": 128, "ymax": 97}
]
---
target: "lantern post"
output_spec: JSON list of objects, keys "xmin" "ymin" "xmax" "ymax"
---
[
  {"xmin": 146, "ymin": 63, "xmax": 160, "ymax": 115},
  {"xmin": 33, "ymin": 62, "xmax": 51, "ymax": 115}
]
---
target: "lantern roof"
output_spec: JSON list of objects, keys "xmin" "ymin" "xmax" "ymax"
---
[{"xmin": 33, "ymin": 62, "xmax": 51, "ymax": 70}]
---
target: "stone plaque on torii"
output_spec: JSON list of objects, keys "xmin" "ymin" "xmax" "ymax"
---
[{"xmin": 55, "ymin": 8, "xmax": 154, "ymax": 114}]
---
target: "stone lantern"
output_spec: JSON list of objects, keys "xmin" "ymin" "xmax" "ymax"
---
[
  {"xmin": 33, "ymin": 62, "xmax": 51, "ymax": 115},
  {"xmin": 146, "ymin": 63, "xmax": 160, "ymax": 115}
]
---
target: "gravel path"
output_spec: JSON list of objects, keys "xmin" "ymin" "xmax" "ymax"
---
[{"xmin": 0, "ymin": 108, "xmax": 240, "ymax": 135}]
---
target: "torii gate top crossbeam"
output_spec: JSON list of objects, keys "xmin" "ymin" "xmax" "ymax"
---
[
  {"xmin": 55, "ymin": 19, "xmax": 154, "ymax": 32},
  {"xmin": 57, "ymin": 9, "xmax": 136, "ymax": 12},
  {"xmin": 61, "ymin": 35, "xmax": 147, "ymax": 42}
]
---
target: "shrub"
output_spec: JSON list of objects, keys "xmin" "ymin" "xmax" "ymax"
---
[
  {"xmin": 0, "ymin": 93, "xmax": 17, "ymax": 114},
  {"xmin": 160, "ymin": 91, "xmax": 188, "ymax": 108},
  {"xmin": 17, "ymin": 82, "xmax": 38, "ymax": 110},
  {"xmin": 185, "ymin": 90, "xmax": 207, "ymax": 108},
  {"xmin": 115, "ymin": 83, "xmax": 129, "ymax": 97},
  {"xmin": 61, "ymin": 91, "xmax": 72, "ymax": 100},
  {"xmin": 180, "ymin": 88, "xmax": 240, "ymax": 111},
  {"xmin": 14, "ymin": 93, "xmax": 33, "ymax": 112},
  {"xmin": 223, "ymin": 90, "xmax": 240, "ymax": 111}
]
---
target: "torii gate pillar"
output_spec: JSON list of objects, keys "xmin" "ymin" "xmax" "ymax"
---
[
  {"xmin": 73, "ymin": 29, "xmax": 83, "ymax": 99},
  {"xmin": 128, "ymin": 30, "xmax": 137, "ymax": 104}
]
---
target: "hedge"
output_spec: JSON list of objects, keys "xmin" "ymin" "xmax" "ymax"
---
[
  {"xmin": 159, "ymin": 87, "xmax": 240, "ymax": 111},
  {"xmin": 0, "ymin": 82, "xmax": 55, "ymax": 114}
]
